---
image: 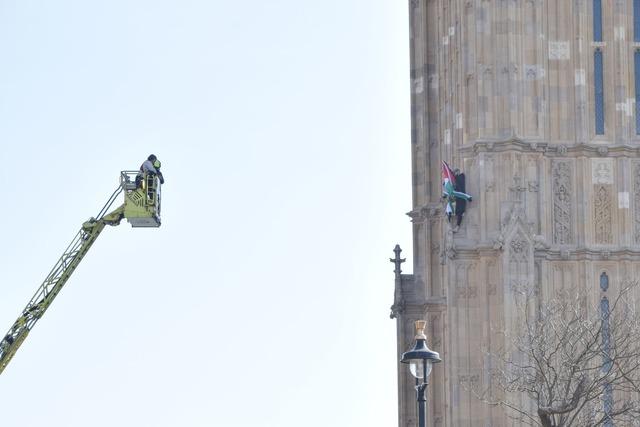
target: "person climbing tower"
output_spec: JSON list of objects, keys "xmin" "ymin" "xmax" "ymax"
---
[{"xmin": 442, "ymin": 161, "xmax": 472, "ymax": 233}]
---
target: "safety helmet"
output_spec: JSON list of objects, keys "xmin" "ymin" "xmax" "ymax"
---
[{"xmin": 154, "ymin": 160, "xmax": 161, "ymax": 169}]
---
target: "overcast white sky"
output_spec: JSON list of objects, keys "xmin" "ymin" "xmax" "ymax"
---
[{"xmin": 0, "ymin": 1, "xmax": 412, "ymax": 426}]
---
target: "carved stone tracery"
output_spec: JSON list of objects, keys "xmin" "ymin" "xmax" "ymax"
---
[
  {"xmin": 593, "ymin": 161, "xmax": 613, "ymax": 245},
  {"xmin": 594, "ymin": 184, "xmax": 613, "ymax": 244},
  {"xmin": 509, "ymin": 232, "xmax": 530, "ymax": 262},
  {"xmin": 552, "ymin": 161, "xmax": 573, "ymax": 245}
]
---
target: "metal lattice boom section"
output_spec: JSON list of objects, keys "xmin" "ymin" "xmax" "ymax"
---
[{"xmin": 0, "ymin": 196, "xmax": 125, "ymax": 375}]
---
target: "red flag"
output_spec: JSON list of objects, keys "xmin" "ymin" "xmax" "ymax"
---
[{"xmin": 442, "ymin": 161, "xmax": 456, "ymax": 191}]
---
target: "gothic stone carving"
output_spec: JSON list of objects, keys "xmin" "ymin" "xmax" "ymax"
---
[
  {"xmin": 552, "ymin": 161, "xmax": 573, "ymax": 244},
  {"xmin": 444, "ymin": 229, "xmax": 457, "ymax": 260},
  {"xmin": 457, "ymin": 285, "xmax": 478, "ymax": 299},
  {"xmin": 597, "ymin": 146, "xmax": 609, "ymax": 157},
  {"xmin": 594, "ymin": 184, "xmax": 613, "ymax": 244},
  {"xmin": 593, "ymin": 161, "xmax": 613, "ymax": 185},
  {"xmin": 593, "ymin": 160, "xmax": 613, "ymax": 244},
  {"xmin": 509, "ymin": 232, "xmax": 530, "ymax": 262}
]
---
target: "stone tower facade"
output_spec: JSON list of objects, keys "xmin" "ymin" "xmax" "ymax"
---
[{"xmin": 392, "ymin": 1, "xmax": 640, "ymax": 426}]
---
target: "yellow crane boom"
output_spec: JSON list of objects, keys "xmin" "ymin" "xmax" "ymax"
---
[{"xmin": 0, "ymin": 171, "xmax": 162, "ymax": 376}]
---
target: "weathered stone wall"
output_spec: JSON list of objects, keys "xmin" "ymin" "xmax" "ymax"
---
[{"xmin": 395, "ymin": 1, "xmax": 640, "ymax": 426}]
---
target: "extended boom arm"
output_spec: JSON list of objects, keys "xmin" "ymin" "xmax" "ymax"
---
[
  {"xmin": 0, "ymin": 206, "xmax": 124, "ymax": 375},
  {"xmin": 0, "ymin": 171, "xmax": 161, "ymax": 376}
]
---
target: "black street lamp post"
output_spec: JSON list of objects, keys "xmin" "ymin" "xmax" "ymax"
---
[{"xmin": 400, "ymin": 320, "xmax": 442, "ymax": 427}]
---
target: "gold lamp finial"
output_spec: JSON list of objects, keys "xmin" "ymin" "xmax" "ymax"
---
[{"xmin": 414, "ymin": 320, "xmax": 427, "ymax": 340}]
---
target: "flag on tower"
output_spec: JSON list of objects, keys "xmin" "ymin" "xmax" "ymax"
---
[
  {"xmin": 442, "ymin": 161, "xmax": 473, "ymax": 219},
  {"xmin": 442, "ymin": 161, "xmax": 456, "ymax": 217},
  {"xmin": 442, "ymin": 161, "xmax": 456, "ymax": 198}
]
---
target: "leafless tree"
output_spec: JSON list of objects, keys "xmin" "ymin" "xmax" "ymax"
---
[{"xmin": 475, "ymin": 281, "xmax": 640, "ymax": 427}]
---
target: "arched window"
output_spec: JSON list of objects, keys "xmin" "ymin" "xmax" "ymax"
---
[
  {"xmin": 635, "ymin": 0, "xmax": 640, "ymax": 42},
  {"xmin": 594, "ymin": 0, "xmax": 603, "ymax": 42},
  {"xmin": 600, "ymin": 272, "xmax": 612, "ymax": 426},
  {"xmin": 595, "ymin": 49, "xmax": 605, "ymax": 135},
  {"xmin": 600, "ymin": 271, "xmax": 609, "ymax": 291}
]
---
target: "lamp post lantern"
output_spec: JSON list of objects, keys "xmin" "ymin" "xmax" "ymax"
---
[{"xmin": 401, "ymin": 320, "xmax": 442, "ymax": 427}]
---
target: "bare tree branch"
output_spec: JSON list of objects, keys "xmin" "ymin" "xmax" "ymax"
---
[{"xmin": 471, "ymin": 281, "xmax": 640, "ymax": 427}]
